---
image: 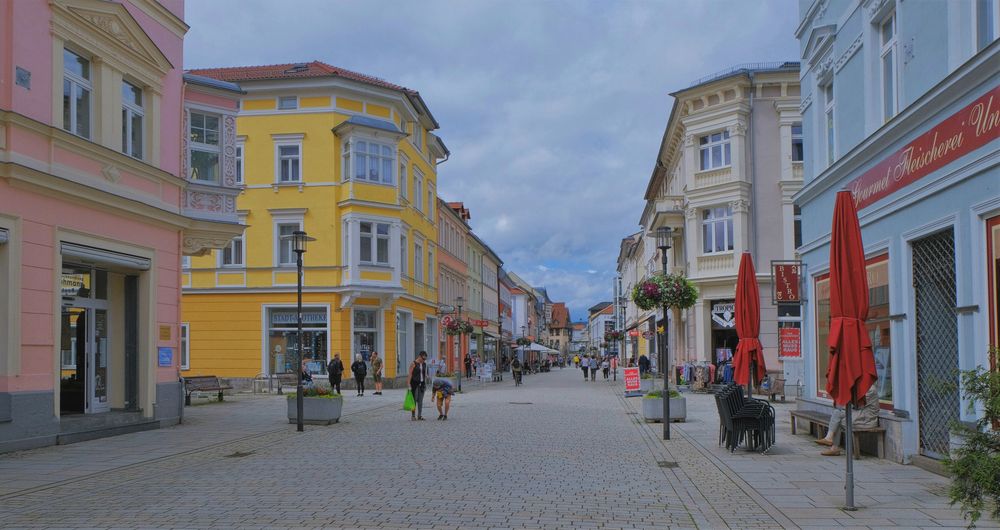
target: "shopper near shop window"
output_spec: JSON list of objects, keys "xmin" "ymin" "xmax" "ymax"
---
[
  {"xmin": 371, "ymin": 351, "xmax": 383, "ymax": 395},
  {"xmin": 327, "ymin": 353, "xmax": 344, "ymax": 394},
  {"xmin": 351, "ymin": 354, "xmax": 367, "ymax": 396}
]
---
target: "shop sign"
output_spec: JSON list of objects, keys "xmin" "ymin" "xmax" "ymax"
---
[
  {"xmin": 271, "ymin": 310, "xmax": 326, "ymax": 325},
  {"xmin": 711, "ymin": 302, "xmax": 736, "ymax": 328},
  {"xmin": 441, "ymin": 315, "xmax": 453, "ymax": 326},
  {"xmin": 848, "ymin": 84, "xmax": 1000, "ymax": 211},
  {"xmin": 627, "ymin": 329, "xmax": 640, "ymax": 337},
  {"xmin": 779, "ymin": 328, "xmax": 801, "ymax": 357},
  {"xmin": 772, "ymin": 261, "xmax": 802, "ymax": 304},
  {"xmin": 624, "ymin": 367, "xmax": 640, "ymax": 392},
  {"xmin": 471, "ymin": 319, "xmax": 489, "ymax": 327},
  {"xmin": 158, "ymin": 347, "xmax": 173, "ymax": 367}
]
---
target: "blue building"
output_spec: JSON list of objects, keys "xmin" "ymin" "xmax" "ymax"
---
[{"xmin": 794, "ymin": 0, "xmax": 999, "ymax": 464}]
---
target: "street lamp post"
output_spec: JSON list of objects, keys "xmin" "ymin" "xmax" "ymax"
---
[
  {"xmin": 287, "ymin": 230, "xmax": 315, "ymax": 433},
  {"xmin": 656, "ymin": 226, "xmax": 672, "ymax": 441},
  {"xmin": 456, "ymin": 296, "xmax": 464, "ymax": 392}
]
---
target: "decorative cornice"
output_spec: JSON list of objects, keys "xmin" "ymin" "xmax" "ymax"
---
[
  {"xmin": 815, "ymin": 53, "xmax": 835, "ymax": 81},
  {"xmin": 835, "ymin": 34, "xmax": 864, "ymax": 73},
  {"xmin": 799, "ymin": 93, "xmax": 814, "ymax": 114},
  {"xmin": 729, "ymin": 199, "xmax": 750, "ymax": 213}
]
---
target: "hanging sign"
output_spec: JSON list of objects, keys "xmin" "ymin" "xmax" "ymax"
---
[
  {"xmin": 624, "ymin": 367, "xmax": 640, "ymax": 393},
  {"xmin": 628, "ymin": 329, "xmax": 640, "ymax": 337},
  {"xmin": 471, "ymin": 319, "xmax": 489, "ymax": 327},
  {"xmin": 779, "ymin": 327, "xmax": 801, "ymax": 357},
  {"xmin": 847, "ymin": 84, "xmax": 1000, "ymax": 211},
  {"xmin": 772, "ymin": 261, "xmax": 802, "ymax": 304},
  {"xmin": 711, "ymin": 302, "xmax": 736, "ymax": 328}
]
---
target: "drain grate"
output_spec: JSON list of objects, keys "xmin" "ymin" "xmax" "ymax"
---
[
  {"xmin": 625, "ymin": 411, "xmax": 638, "ymax": 415},
  {"xmin": 657, "ymin": 461, "xmax": 679, "ymax": 468},
  {"xmin": 508, "ymin": 402, "xmax": 533, "ymax": 405},
  {"xmin": 224, "ymin": 450, "xmax": 255, "ymax": 458}
]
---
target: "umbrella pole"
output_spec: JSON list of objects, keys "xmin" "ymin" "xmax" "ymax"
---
[
  {"xmin": 747, "ymin": 361, "xmax": 754, "ymax": 401},
  {"xmin": 845, "ymin": 404, "xmax": 856, "ymax": 510}
]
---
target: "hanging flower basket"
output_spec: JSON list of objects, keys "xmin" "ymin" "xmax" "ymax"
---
[
  {"xmin": 630, "ymin": 273, "xmax": 698, "ymax": 311},
  {"xmin": 444, "ymin": 319, "xmax": 473, "ymax": 336},
  {"xmin": 515, "ymin": 337, "xmax": 531, "ymax": 346},
  {"xmin": 604, "ymin": 330, "xmax": 624, "ymax": 342}
]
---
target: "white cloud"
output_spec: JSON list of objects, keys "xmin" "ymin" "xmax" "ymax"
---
[{"xmin": 184, "ymin": 0, "xmax": 799, "ymax": 317}]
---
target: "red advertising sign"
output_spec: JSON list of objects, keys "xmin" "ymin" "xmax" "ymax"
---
[
  {"xmin": 627, "ymin": 329, "xmax": 640, "ymax": 337},
  {"xmin": 471, "ymin": 319, "xmax": 489, "ymax": 327},
  {"xmin": 772, "ymin": 261, "xmax": 802, "ymax": 303},
  {"xmin": 847, "ymin": 84, "xmax": 1000, "ymax": 211},
  {"xmin": 779, "ymin": 327, "xmax": 801, "ymax": 357},
  {"xmin": 624, "ymin": 368, "xmax": 641, "ymax": 392}
]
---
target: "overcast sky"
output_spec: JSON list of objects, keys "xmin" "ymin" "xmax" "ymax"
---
[{"xmin": 184, "ymin": 0, "xmax": 800, "ymax": 321}]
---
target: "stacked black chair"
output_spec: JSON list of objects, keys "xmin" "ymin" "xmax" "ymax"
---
[{"xmin": 714, "ymin": 383, "xmax": 776, "ymax": 453}]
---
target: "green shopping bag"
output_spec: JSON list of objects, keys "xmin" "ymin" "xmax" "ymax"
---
[{"xmin": 403, "ymin": 389, "xmax": 415, "ymax": 412}]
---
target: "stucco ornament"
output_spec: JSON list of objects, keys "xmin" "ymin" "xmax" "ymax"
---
[{"xmin": 101, "ymin": 165, "xmax": 122, "ymax": 183}]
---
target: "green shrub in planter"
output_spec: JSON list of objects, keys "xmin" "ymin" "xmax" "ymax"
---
[
  {"xmin": 643, "ymin": 389, "xmax": 682, "ymax": 399},
  {"xmin": 944, "ymin": 348, "xmax": 1000, "ymax": 527}
]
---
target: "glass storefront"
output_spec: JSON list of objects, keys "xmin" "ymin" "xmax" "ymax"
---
[
  {"xmin": 815, "ymin": 254, "xmax": 891, "ymax": 406},
  {"xmin": 267, "ymin": 308, "xmax": 328, "ymax": 376},
  {"xmin": 353, "ymin": 308, "xmax": 378, "ymax": 363}
]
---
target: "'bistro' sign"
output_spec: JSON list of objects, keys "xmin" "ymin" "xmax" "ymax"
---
[{"xmin": 848, "ymin": 84, "xmax": 1000, "ymax": 211}]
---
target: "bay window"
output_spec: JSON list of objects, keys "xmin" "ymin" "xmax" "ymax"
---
[
  {"xmin": 121, "ymin": 80, "xmax": 143, "ymax": 159},
  {"xmin": 352, "ymin": 140, "xmax": 394, "ymax": 184},
  {"xmin": 699, "ymin": 131, "xmax": 731, "ymax": 170},
  {"xmin": 63, "ymin": 49, "xmax": 91, "ymax": 139},
  {"xmin": 189, "ymin": 112, "xmax": 221, "ymax": 183},
  {"xmin": 360, "ymin": 221, "xmax": 390, "ymax": 265},
  {"xmin": 702, "ymin": 206, "xmax": 734, "ymax": 254}
]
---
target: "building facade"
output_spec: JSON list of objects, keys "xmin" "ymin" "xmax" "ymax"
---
[
  {"xmin": 437, "ymin": 198, "xmax": 468, "ymax": 373},
  {"xmin": 0, "ymin": 0, "xmax": 242, "ymax": 451},
  {"xmin": 181, "ymin": 61, "xmax": 447, "ymax": 384},
  {"xmin": 587, "ymin": 302, "xmax": 615, "ymax": 354},
  {"xmin": 498, "ymin": 269, "xmax": 515, "ymax": 361},
  {"xmin": 548, "ymin": 302, "xmax": 573, "ymax": 355},
  {"xmin": 477, "ymin": 236, "xmax": 502, "ymax": 367},
  {"xmin": 795, "ymin": 0, "xmax": 999, "ymax": 462}
]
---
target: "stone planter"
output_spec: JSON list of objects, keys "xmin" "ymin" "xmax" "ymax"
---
[
  {"xmin": 641, "ymin": 396, "xmax": 687, "ymax": 423},
  {"xmin": 640, "ymin": 378, "xmax": 653, "ymax": 393},
  {"xmin": 287, "ymin": 396, "xmax": 343, "ymax": 425}
]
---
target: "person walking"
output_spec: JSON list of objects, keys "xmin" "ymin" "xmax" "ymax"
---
[
  {"xmin": 351, "ymin": 354, "xmax": 367, "ymax": 396},
  {"xmin": 464, "ymin": 354, "xmax": 473, "ymax": 378},
  {"xmin": 327, "ymin": 353, "xmax": 344, "ymax": 394},
  {"xmin": 432, "ymin": 377, "xmax": 455, "ymax": 420},
  {"xmin": 589, "ymin": 356, "xmax": 598, "ymax": 381},
  {"xmin": 511, "ymin": 357, "xmax": 523, "ymax": 386},
  {"xmin": 371, "ymin": 351, "xmax": 384, "ymax": 395},
  {"xmin": 601, "ymin": 357, "xmax": 610, "ymax": 380},
  {"xmin": 581, "ymin": 356, "xmax": 590, "ymax": 381},
  {"xmin": 408, "ymin": 351, "xmax": 428, "ymax": 421},
  {"xmin": 638, "ymin": 354, "xmax": 651, "ymax": 376}
]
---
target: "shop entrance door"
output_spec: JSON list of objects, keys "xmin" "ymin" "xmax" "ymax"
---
[
  {"xmin": 60, "ymin": 304, "xmax": 109, "ymax": 414},
  {"xmin": 913, "ymin": 228, "xmax": 958, "ymax": 459}
]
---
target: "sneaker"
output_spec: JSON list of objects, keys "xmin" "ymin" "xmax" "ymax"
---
[
  {"xmin": 417, "ymin": 417, "xmax": 425, "ymax": 421},
  {"xmin": 437, "ymin": 414, "xmax": 444, "ymax": 420},
  {"xmin": 442, "ymin": 415, "xmax": 448, "ymax": 420},
  {"xmin": 411, "ymin": 415, "xmax": 416, "ymax": 421}
]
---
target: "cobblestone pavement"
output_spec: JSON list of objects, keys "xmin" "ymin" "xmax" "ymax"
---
[{"xmin": 0, "ymin": 369, "xmax": 994, "ymax": 529}]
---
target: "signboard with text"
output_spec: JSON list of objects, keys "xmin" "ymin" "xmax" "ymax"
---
[
  {"xmin": 624, "ymin": 367, "xmax": 640, "ymax": 393},
  {"xmin": 779, "ymin": 327, "xmax": 801, "ymax": 358},
  {"xmin": 772, "ymin": 261, "xmax": 802, "ymax": 304}
]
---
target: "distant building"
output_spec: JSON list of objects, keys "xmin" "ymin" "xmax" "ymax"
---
[
  {"xmin": 587, "ymin": 302, "xmax": 615, "ymax": 354},
  {"xmin": 548, "ymin": 303, "xmax": 573, "ymax": 355}
]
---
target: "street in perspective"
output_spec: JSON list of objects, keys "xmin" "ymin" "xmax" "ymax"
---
[{"xmin": 0, "ymin": 0, "xmax": 999, "ymax": 529}]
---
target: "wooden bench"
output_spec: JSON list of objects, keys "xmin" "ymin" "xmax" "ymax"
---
[
  {"xmin": 183, "ymin": 376, "xmax": 232, "ymax": 405},
  {"xmin": 790, "ymin": 409, "xmax": 886, "ymax": 458}
]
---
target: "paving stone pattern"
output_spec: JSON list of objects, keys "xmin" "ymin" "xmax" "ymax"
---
[{"xmin": 0, "ymin": 369, "xmax": 995, "ymax": 529}]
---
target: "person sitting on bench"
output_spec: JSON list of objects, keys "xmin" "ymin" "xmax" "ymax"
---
[{"xmin": 816, "ymin": 382, "xmax": 879, "ymax": 456}]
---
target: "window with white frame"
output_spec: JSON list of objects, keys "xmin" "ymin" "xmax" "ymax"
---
[
  {"xmin": 180, "ymin": 323, "xmax": 190, "ymax": 370},
  {"xmin": 121, "ymin": 80, "xmax": 143, "ymax": 159},
  {"xmin": 414, "ymin": 240, "xmax": 423, "ymax": 281},
  {"xmin": 880, "ymin": 12, "xmax": 898, "ymax": 122},
  {"xmin": 235, "ymin": 143, "xmax": 244, "ymax": 184},
  {"xmin": 277, "ymin": 144, "xmax": 301, "ymax": 183},
  {"xmin": 189, "ymin": 112, "xmax": 221, "ymax": 183},
  {"xmin": 412, "ymin": 123, "xmax": 423, "ymax": 151},
  {"xmin": 977, "ymin": 0, "xmax": 999, "ymax": 51},
  {"xmin": 399, "ymin": 160, "xmax": 408, "ymax": 200},
  {"xmin": 278, "ymin": 96, "xmax": 298, "ymax": 110},
  {"xmin": 427, "ymin": 186, "xmax": 434, "ymax": 218},
  {"xmin": 702, "ymin": 206, "xmax": 734, "ymax": 254},
  {"xmin": 699, "ymin": 131, "xmax": 731, "ymax": 170},
  {"xmin": 791, "ymin": 123, "xmax": 804, "ymax": 162},
  {"xmin": 401, "ymin": 232, "xmax": 408, "ymax": 276},
  {"xmin": 360, "ymin": 221, "xmax": 390, "ymax": 265},
  {"xmin": 427, "ymin": 247, "xmax": 434, "ymax": 286},
  {"xmin": 824, "ymin": 81, "xmax": 835, "ymax": 166},
  {"xmin": 181, "ymin": 256, "xmax": 191, "ymax": 269},
  {"xmin": 353, "ymin": 308, "xmax": 378, "ymax": 360},
  {"xmin": 352, "ymin": 140, "xmax": 394, "ymax": 184},
  {"xmin": 221, "ymin": 231, "xmax": 244, "ymax": 267},
  {"xmin": 63, "ymin": 48, "xmax": 91, "ymax": 139},
  {"xmin": 276, "ymin": 222, "xmax": 299, "ymax": 266},
  {"xmin": 414, "ymin": 170, "xmax": 424, "ymax": 212}
]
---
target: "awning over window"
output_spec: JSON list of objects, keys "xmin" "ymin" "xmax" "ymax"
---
[
  {"xmin": 0, "ymin": 228, "xmax": 7, "ymax": 245},
  {"xmin": 61, "ymin": 242, "xmax": 151, "ymax": 271}
]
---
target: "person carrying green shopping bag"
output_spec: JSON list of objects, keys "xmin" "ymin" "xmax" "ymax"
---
[{"xmin": 407, "ymin": 351, "xmax": 428, "ymax": 420}]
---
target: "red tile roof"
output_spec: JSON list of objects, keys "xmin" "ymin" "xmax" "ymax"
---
[
  {"xmin": 550, "ymin": 303, "xmax": 571, "ymax": 328},
  {"xmin": 188, "ymin": 61, "xmax": 416, "ymax": 95}
]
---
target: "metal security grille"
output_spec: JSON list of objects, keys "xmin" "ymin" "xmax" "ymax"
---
[{"xmin": 913, "ymin": 228, "xmax": 959, "ymax": 459}]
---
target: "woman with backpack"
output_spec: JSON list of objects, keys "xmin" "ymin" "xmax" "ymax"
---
[{"xmin": 351, "ymin": 354, "xmax": 367, "ymax": 396}]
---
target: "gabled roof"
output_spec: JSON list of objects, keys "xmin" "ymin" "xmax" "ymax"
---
[
  {"xmin": 550, "ymin": 303, "xmax": 571, "ymax": 328},
  {"xmin": 188, "ymin": 61, "xmax": 440, "ymax": 129},
  {"xmin": 588, "ymin": 301, "xmax": 612, "ymax": 314}
]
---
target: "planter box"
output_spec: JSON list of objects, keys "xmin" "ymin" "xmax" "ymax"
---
[
  {"xmin": 640, "ymin": 379, "xmax": 653, "ymax": 393},
  {"xmin": 641, "ymin": 396, "xmax": 687, "ymax": 423},
  {"xmin": 287, "ymin": 396, "xmax": 343, "ymax": 425}
]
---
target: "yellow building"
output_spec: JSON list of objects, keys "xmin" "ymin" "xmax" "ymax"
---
[{"xmin": 180, "ymin": 62, "xmax": 447, "ymax": 384}]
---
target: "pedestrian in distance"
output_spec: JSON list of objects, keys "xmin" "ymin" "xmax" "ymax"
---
[
  {"xmin": 464, "ymin": 354, "xmax": 473, "ymax": 378},
  {"xmin": 601, "ymin": 357, "xmax": 610, "ymax": 380},
  {"xmin": 512, "ymin": 357, "xmax": 523, "ymax": 386},
  {"xmin": 371, "ymin": 351, "xmax": 384, "ymax": 395},
  {"xmin": 638, "ymin": 354, "xmax": 651, "ymax": 376},
  {"xmin": 581, "ymin": 356, "xmax": 590, "ymax": 381},
  {"xmin": 351, "ymin": 354, "xmax": 367, "ymax": 396},
  {"xmin": 589, "ymin": 355, "xmax": 598, "ymax": 381},
  {"xmin": 432, "ymin": 377, "xmax": 455, "ymax": 420},
  {"xmin": 573, "ymin": 354, "xmax": 580, "ymax": 367},
  {"xmin": 408, "ymin": 351, "xmax": 428, "ymax": 421},
  {"xmin": 327, "ymin": 352, "xmax": 344, "ymax": 394}
]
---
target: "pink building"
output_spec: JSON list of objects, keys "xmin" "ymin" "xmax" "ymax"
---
[{"xmin": 0, "ymin": 0, "xmax": 242, "ymax": 451}]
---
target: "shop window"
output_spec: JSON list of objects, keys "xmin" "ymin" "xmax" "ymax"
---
[
  {"xmin": 180, "ymin": 323, "xmax": 190, "ymax": 370},
  {"xmin": 267, "ymin": 308, "xmax": 328, "ymax": 376},
  {"xmin": 189, "ymin": 112, "xmax": 220, "ymax": 183},
  {"xmin": 702, "ymin": 206, "xmax": 734, "ymax": 254},
  {"xmin": 699, "ymin": 130, "xmax": 731, "ymax": 171},
  {"xmin": 353, "ymin": 308, "xmax": 378, "ymax": 362},
  {"xmin": 791, "ymin": 123, "xmax": 804, "ymax": 162},
  {"xmin": 63, "ymin": 48, "xmax": 92, "ymax": 139},
  {"xmin": 121, "ymin": 80, "xmax": 143, "ymax": 159},
  {"xmin": 814, "ymin": 254, "xmax": 892, "ymax": 406}
]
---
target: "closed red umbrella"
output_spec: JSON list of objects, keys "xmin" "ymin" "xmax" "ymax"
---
[
  {"xmin": 733, "ymin": 251, "xmax": 765, "ymax": 393},
  {"xmin": 826, "ymin": 190, "xmax": 878, "ymax": 510}
]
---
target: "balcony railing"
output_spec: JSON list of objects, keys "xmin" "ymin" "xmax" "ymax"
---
[
  {"xmin": 697, "ymin": 252, "xmax": 735, "ymax": 274},
  {"xmin": 693, "ymin": 167, "xmax": 734, "ymax": 189}
]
